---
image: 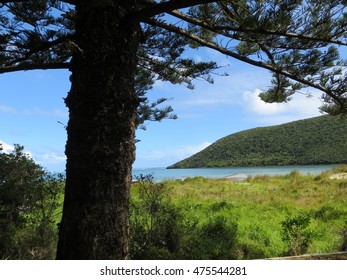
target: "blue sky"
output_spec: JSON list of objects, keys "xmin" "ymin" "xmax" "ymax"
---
[{"xmin": 0, "ymin": 48, "xmax": 326, "ymax": 172}]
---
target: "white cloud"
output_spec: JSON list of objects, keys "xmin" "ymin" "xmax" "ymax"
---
[
  {"xmin": 3, "ymin": 146, "xmax": 67, "ymax": 171},
  {"xmin": 0, "ymin": 140, "xmax": 14, "ymax": 153},
  {"xmin": 243, "ymin": 89, "xmax": 287, "ymax": 115},
  {"xmin": 35, "ymin": 152, "xmax": 66, "ymax": 165},
  {"xmin": 242, "ymin": 88, "xmax": 323, "ymax": 118},
  {"xmin": 31, "ymin": 151, "xmax": 66, "ymax": 171},
  {"xmin": 25, "ymin": 151, "xmax": 33, "ymax": 158},
  {"xmin": 174, "ymin": 142, "xmax": 212, "ymax": 159},
  {"xmin": 23, "ymin": 107, "xmax": 68, "ymax": 118},
  {"xmin": 149, "ymin": 52, "xmax": 269, "ymax": 106},
  {"xmin": 169, "ymin": 66, "xmax": 272, "ymax": 111},
  {"xmin": 136, "ymin": 141, "xmax": 212, "ymax": 167},
  {"xmin": 0, "ymin": 103, "xmax": 68, "ymax": 118},
  {"xmin": 0, "ymin": 104, "xmax": 17, "ymax": 114},
  {"xmin": 0, "ymin": 140, "xmax": 32, "ymax": 158},
  {"xmin": 0, "ymin": 140, "xmax": 65, "ymax": 166}
]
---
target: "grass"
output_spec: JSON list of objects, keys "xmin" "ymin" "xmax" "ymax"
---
[{"xmin": 130, "ymin": 166, "xmax": 347, "ymax": 259}]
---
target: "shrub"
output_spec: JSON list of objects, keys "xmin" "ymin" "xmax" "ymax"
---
[
  {"xmin": 180, "ymin": 215, "xmax": 238, "ymax": 259},
  {"xmin": 236, "ymin": 241, "xmax": 267, "ymax": 259},
  {"xmin": 340, "ymin": 221, "xmax": 347, "ymax": 251},
  {"xmin": 0, "ymin": 145, "xmax": 64, "ymax": 259},
  {"xmin": 313, "ymin": 206, "xmax": 345, "ymax": 222},
  {"xmin": 130, "ymin": 175, "xmax": 182, "ymax": 259},
  {"xmin": 131, "ymin": 175, "xmax": 239, "ymax": 260},
  {"xmin": 280, "ymin": 212, "xmax": 318, "ymax": 256},
  {"xmin": 209, "ymin": 201, "xmax": 236, "ymax": 212}
]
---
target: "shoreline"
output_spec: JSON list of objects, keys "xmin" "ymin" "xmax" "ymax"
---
[{"xmin": 133, "ymin": 164, "xmax": 340, "ymax": 182}]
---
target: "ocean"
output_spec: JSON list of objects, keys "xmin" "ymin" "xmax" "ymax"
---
[{"xmin": 132, "ymin": 164, "xmax": 339, "ymax": 182}]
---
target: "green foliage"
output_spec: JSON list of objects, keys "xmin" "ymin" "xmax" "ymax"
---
[
  {"xmin": 340, "ymin": 221, "xmax": 347, "ymax": 251},
  {"xmin": 280, "ymin": 213, "xmax": 318, "ymax": 256},
  {"xmin": 169, "ymin": 115, "xmax": 347, "ymax": 168},
  {"xmin": 313, "ymin": 205, "xmax": 346, "ymax": 222},
  {"xmin": 130, "ymin": 175, "xmax": 238, "ymax": 260},
  {"xmin": 0, "ymin": 144, "xmax": 64, "ymax": 259},
  {"xmin": 131, "ymin": 169, "xmax": 347, "ymax": 259},
  {"xmin": 236, "ymin": 223, "xmax": 271, "ymax": 259},
  {"xmin": 130, "ymin": 174, "xmax": 182, "ymax": 259},
  {"xmin": 162, "ymin": 171, "xmax": 347, "ymax": 258},
  {"xmin": 182, "ymin": 215, "xmax": 238, "ymax": 260}
]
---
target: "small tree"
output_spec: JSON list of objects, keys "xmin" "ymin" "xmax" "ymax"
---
[
  {"xmin": 0, "ymin": 144, "xmax": 64, "ymax": 259},
  {"xmin": 131, "ymin": 175, "xmax": 181, "ymax": 259},
  {"xmin": 281, "ymin": 212, "xmax": 317, "ymax": 256}
]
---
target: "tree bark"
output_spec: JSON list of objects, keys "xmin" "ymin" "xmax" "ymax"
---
[{"xmin": 56, "ymin": 0, "xmax": 140, "ymax": 259}]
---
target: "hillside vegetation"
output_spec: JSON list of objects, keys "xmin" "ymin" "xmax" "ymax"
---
[{"xmin": 168, "ymin": 115, "xmax": 347, "ymax": 169}]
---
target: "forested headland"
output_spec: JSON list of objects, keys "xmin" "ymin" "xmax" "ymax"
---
[{"xmin": 168, "ymin": 115, "xmax": 347, "ymax": 169}]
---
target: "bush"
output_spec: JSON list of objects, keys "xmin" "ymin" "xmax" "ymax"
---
[
  {"xmin": 280, "ymin": 212, "xmax": 317, "ymax": 256},
  {"xmin": 179, "ymin": 215, "xmax": 238, "ymax": 259},
  {"xmin": 0, "ymin": 144, "xmax": 64, "ymax": 259},
  {"xmin": 313, "ymin": 206, "xmax": 345, "ymax": 222},
  {"xmin": 130, "ymin": 175, "xmax": 239, "ymax": 260},
  {"xmin": 130, "ymin": 175, "xmax": 182, "ymax": 259},
  {"xmin": 236, "ymin": 241, "xmax": 267, "ymax": 260},
  {"xmin": 340, "ymin": 221, "xmax": 347, "ymax": 251}
]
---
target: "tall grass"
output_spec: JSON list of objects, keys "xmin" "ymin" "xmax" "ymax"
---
[{"xmin": 130, "ymin": 166, "xmax": 347, "ymax": 259}]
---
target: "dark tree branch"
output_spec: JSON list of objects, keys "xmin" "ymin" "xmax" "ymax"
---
[
  {"xmin": 0, "ymin": 0, "xmax": 26, "ymax": 2},
  {"xmin": 60, "ymin": 0, "xmax": 76, "ymax": 4},
  {"xmin": 169, "ymin": 9, "xmax": 347, "ymax": 47},
  {"xmin": 0, "ymin": 0, "xmax": 34, "ymax": 3},
  {"xmin": 4, "ymin": 35, "xmax": 74, "ymax": 67},
  {"xmin": 146, "ymin": 18, "xmax": 343, "ymax": 105},
  {"xmin": 0, "ymin": 62, "xmax": 70, "ymax": 74},
  {"xmin": 215, "ymin": 25, "xmax": 347, "ymax": 47},
  {"xmin": 127, "ymin": 0, "xmax": 220, "ymax": 22},
  {"xmin": 0, "ymin": 0, "xmax": 76, "ymax": 4}
]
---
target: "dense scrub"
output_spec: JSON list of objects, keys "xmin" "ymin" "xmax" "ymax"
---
[{"xmin": 168, "ymin": 116, "xmax": 347, "ymax": 168}]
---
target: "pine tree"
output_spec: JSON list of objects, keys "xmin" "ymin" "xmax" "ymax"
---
[{"xmin": 0, "ymin": 0, "xmax": 346, "ymax": 259}]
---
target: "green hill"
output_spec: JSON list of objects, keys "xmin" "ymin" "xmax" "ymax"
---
[{"xmin": 168, "ymin": 115, "xmax": 347, "ymax": 168}]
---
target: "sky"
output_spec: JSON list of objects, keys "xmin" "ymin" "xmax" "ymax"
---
[{"xmin": 0, "ymin": 47, "xmax": 327, "ymax": 172}]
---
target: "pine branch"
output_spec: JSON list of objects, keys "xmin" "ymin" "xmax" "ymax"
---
[
  {"xmin": 127, "ymin": 0, "xmax": 220, "ymax": 22},
  {"xmin": 60, "ymin": 0, "xmax": 76, "ymax": 4},
  {"xmin": 4, "ymin": 35, "xmax": 74, "ymax": 67},
  {"xmin": 0, "ymin": 62, "xmax": 70, "ymax": 74},
  {"xmin": 146, "ymin": 18, "xmax": 342, "ymax": 105},
  {"xmin": 0, "ymin": 0, "xmax": 29, "ymax": 3},
  {"xmin": 215, "ymin": 25, "xmax": 347, "ymax": 47},
  {"xmin": 169, "ymin": 9, "xmax": 347, "ymax": 47},
  {"xmin": 0, "ymin": 0, "xmax": 76, "ymax": 4}
]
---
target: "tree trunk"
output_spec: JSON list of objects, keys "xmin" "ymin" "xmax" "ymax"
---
[{"xmin": 56, "ymin": 1, "xmax": 140, "ymax": 259}]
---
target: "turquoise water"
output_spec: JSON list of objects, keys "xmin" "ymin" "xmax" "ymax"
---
[{"xmin": 132, "ymin": 165, "xmax": 338, "ymax": 182}]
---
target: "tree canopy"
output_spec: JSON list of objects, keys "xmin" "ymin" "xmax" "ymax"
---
[{"xmin": 1, "ymin": 0, "xmax": 346, "ymax": 116}]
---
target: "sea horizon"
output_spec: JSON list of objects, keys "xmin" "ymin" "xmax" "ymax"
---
[{"xmin": 132, "ymin": 164, "xmax": 339, "ymax": 182}]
